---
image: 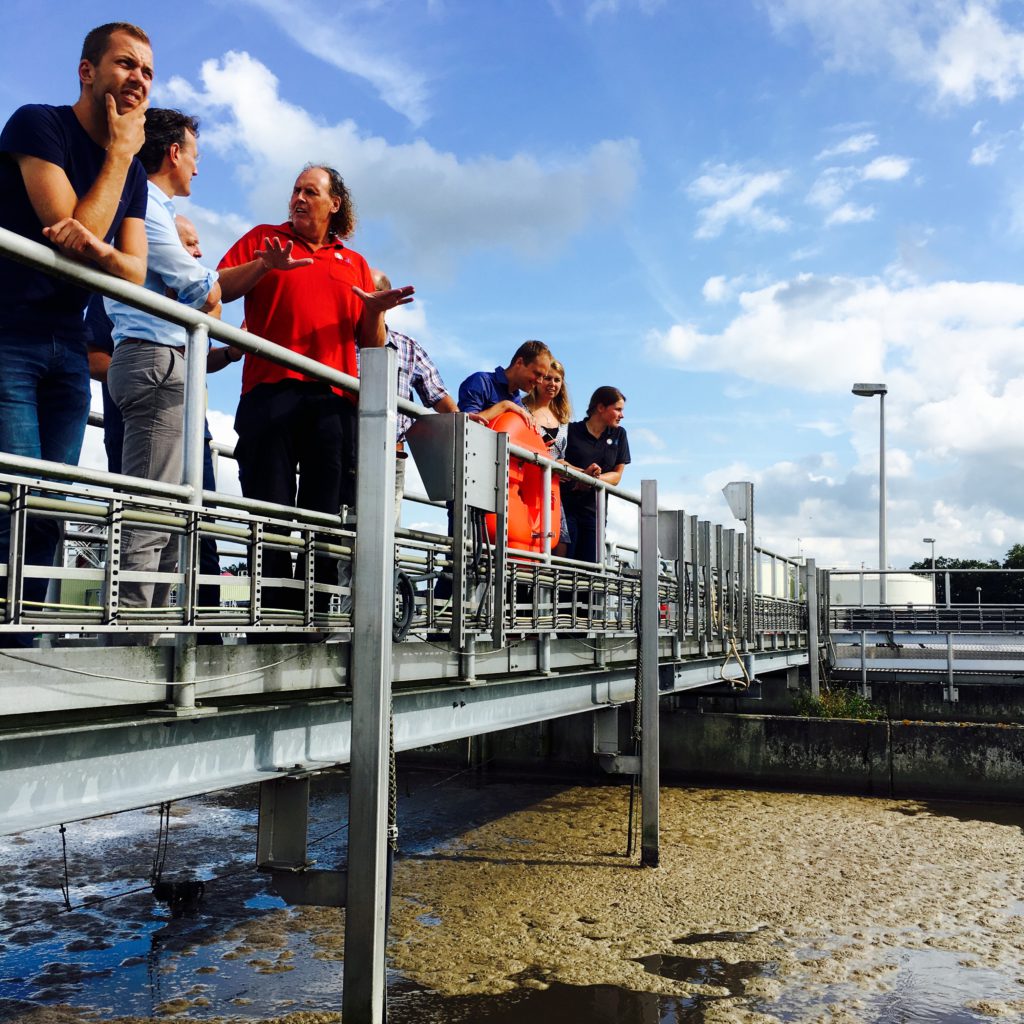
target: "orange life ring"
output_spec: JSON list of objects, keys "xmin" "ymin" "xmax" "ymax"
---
[{"xmin": 484, "ymin": 411, "xmax": 561, "ymax": 552}]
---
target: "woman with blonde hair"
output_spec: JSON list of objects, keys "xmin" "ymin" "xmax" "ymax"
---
[{"xmin": 525, "ymin": 359, "xmax": 572, "ymax": 553}]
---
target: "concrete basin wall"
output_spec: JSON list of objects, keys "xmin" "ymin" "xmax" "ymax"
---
[{"xmin": 660, "ymin": 712, "xmax": 1024, "ymax": 801}]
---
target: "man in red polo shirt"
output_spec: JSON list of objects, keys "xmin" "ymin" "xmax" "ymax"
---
[{"xmin": 218, "ymin": 163, "xmax": 413, "ymax": 621}]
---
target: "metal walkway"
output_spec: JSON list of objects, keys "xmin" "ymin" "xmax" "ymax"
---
[{"xmin": 0, "ymin": 227, "xmax": 815, "ymax": 1022}]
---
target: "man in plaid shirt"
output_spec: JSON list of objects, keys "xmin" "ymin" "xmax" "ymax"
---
[{"xmin": 371, "ymin": 270, "xmax": 459, "ymax": 524}]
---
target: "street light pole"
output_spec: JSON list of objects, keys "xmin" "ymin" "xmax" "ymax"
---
[
  {"xmin": 923, "ymin": 536, "xmax": 936, "ymax": 603},
  {"xmin": 853, "ymin": 383, "xmax": 888, "ymax": 605}
]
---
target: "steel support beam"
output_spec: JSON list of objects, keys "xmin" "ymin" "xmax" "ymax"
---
[{"xmin": 0, "ymin": 647, "xmax": 807, "ymax": 837}]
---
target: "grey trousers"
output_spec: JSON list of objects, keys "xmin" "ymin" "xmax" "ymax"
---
[{"xmin": 107, "ymin": 342, "xmax": 184, "ymax": 616}]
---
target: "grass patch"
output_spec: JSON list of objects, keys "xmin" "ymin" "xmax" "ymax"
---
[{"xmin": 792, "ymin": 686, "xmax": 885, "ymax": 721}]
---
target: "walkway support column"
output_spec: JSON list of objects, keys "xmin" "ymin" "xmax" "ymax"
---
[
  {"xmin": 343, "ymin": 347, "xmax": 397, "ymax": 1024},
  {"xmin": 640, "ymin": 479, "xmax": 660, "ymax": 868},
  {"xmin": 806, "ymin": 557, "xmax": 819, "ymax": 698}
]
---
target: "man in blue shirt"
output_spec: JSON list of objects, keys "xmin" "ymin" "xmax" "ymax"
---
[
  {"xmin": 104, "ymin": 109, "xmax": 226, "ymax": 627},
  {"xmin": 457, "ymin": 340, "xmax": 553, "ymax": 423},
  {"xmin": 0, "ymin": 21, "xmax": 151, "ymax": 643}
]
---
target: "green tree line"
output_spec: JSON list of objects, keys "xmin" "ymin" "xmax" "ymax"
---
[{"xmin": 909, "ymin": 545, "xmax": 1024, "ymax": 604}]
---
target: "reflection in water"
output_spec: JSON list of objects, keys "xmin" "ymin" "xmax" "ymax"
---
[
  {"xmin": 389, "ymin": 980, "xmax": 677, "ymax": 1024},
  {"xmin": 636, "ymin": 951, "xmax": 773, "ymax": 991}
]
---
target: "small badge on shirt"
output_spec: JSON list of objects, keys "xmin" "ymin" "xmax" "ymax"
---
[
  {"xmin": 607, "ymin": 438, "xmax": 614, "ymax": 444},
  {"xmin": 335, "ymin": 252, "xmax": 351, "ymax": 264}
]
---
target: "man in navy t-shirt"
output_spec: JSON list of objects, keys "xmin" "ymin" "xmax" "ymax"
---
[{"xmin": 0, "ymin": 21, "xmax": 151, "ymax": 642}]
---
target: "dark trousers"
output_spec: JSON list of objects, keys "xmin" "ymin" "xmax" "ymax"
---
[
  {"xmin": 234, "ymin": 381, "xmax": 356, "ymax": 617},
  {"xmin": 197, "ymin": 439, "xmax": 222, "ymax": 635},
  {"xmin": 101, "ymin": 380, "xmax": 125, "ymax": 475},
  {"xmin": 564, "ymin": 505, "xmax": 599, "ymax": 564}
]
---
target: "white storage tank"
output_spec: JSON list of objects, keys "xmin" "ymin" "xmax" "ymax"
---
[{"xmin": 830, "ymin": 572, "xmax": 935, "ymax": 606}]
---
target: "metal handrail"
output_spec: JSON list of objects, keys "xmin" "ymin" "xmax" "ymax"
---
[{"xmin": 3, "ymin": 226, "xmax": 639, "ymax": 507}]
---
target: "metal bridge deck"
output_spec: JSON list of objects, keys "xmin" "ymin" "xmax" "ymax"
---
[{"xmin": 0, "ymin": 636, "xmax": 807, "ymax": 836}]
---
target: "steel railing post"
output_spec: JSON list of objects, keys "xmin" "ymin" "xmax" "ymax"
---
[
  {"xmin": 806, "ymin": 558, "xmax": 819, "ymax": 698},
  {"xmin": 860, "ymin": 629, "xmax": 868, "ymax": 697},
  {"xmin": 173, "ymin": 322, "xmax": 209, "ymax": 712},
  {"xmin": 640, "ymin": 480, "xmax": 660, "ymax": 868},
  {"xmin": 491, "ymin": 432, "xmax": 509, "ymax": 650},
  {"xmin": 343, "ymin": 346, "xmax": 397, "ymax": 1024}
]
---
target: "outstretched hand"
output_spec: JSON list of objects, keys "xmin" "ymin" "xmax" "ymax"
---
[
  {"xmin": 352, "ymin": 283, "xmax": 415, "ymax": 315},
  {"xmin": 255, "ymin": 236, "xmax": 314, "ymax": 271}
]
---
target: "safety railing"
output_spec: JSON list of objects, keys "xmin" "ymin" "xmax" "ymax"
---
[
  {"xmin": 0, "ymin": 226, "xmax": 806, "ymax": 660},
  {"xmin": 828, "ymin": 567, "xmax": 1024, "ymax": 633}
]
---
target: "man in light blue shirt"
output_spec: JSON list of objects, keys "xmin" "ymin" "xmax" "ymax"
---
[{"xmin": 104, "ymin": 108, "xmax": 226, "ymax": 628}]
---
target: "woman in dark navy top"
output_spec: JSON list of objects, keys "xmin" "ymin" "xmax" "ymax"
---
[{"xmin": 561, "ymin": 386, "xmax": 630, "ymax": 563}]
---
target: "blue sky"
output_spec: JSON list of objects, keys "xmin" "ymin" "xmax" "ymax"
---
[{"xmin": 5, "ymin": 0, "xmax": 1024, "ymax": 567}]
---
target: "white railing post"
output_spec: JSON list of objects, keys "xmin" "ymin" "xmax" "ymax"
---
[{"xmin": 173, "ymin": 321, "xmax": 210, "ymax": 713}]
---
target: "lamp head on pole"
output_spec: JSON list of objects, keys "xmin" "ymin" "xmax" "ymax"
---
[
  {"xmin": 922, "ymin": 537, "xmax": 935, "ymax": 544},
  {"xmin": 852, "ymin": 383, "xmax": 888, "ymax": 397}
]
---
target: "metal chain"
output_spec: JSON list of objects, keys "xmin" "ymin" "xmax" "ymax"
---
[
  {"xmin": 150, "ymin": 802, "xmax": 171, "ymax": 886},
  {"xmin": 58, "ymin": 824, "xmax": 72, "ymax": 911},
  {"xmin": 632, "ymin": 596, "xmax": 643, "ymax": 745},
  {"xmin": 387, "ymin": 699, "xmax": 398, "ymax": 852},
  {"xmin": 626, "ymin": 596, "xmax": 643, "ymax": 859}
]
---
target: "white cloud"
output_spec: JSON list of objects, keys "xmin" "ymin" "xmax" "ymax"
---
[
  {"xmin": 702, "ymin": 275, "xmax": 729, "ymax": 303},
  {"xmin": 789, "ymin": 244, "xmax": 822, "ymax": 261},
  {"xmin": 826, "ymin": 202, "xmax": 876, "ymax": 226},
  {"xmin": 174, "ymin": 199, "xmax": 252, "ymax": 276},
  {"xmin": 584, "ymin": 0, "xmax": 666, "ymax": 20},
  {"xmin": 806, "ymin": 155, "xmax": 910, "ymax": 225},
  {"xmin": 649, "ymin": 272, "xmax": 1024, "ymax": 561},
  {"xmin": 931, "ymin": 2, "xmax": 1024, "ymax": 103},
  {"xmin": 629, "ymin": 427, "xmax": 667, "ymax": 450},
  {"xmin": 807, "ymin": 167, "xmax": 858, "ymax": 209},
  {"xmin": 969, "ymin": 138, "xmax": 1004, "ymax": 165},
  {"xmin": 862, "ymin": 155, "xmax": 912, "ymax": 180},
  {"xmin": 764, "ymin": 0, "xmax": 1024, "ymax": 105},
  {"xmin": 800, "ymin": 419, "xmax": 844, "ymax": 437},
  {"xmin": 164, "ymin": 52, "xmax": 640, "ymax": 277},
  {"xmin": 816, "ymin": 132, "xmax": 878, "ymax": 159},
  {"xmin": 649, "ymin": 272, "xmax": 1024, "ymax": 408},
  {"xmin": 238, "ymin": 0, "xmax": 432, "ymax": 124},
  {"xmin": 687, "ymin": 163, "xmax": 789, "ymax": 240}
]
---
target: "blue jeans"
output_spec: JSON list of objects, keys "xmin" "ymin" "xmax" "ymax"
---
[{"xmin": 0, "ymin": 330, "xmax": 91, "ymax": 644}]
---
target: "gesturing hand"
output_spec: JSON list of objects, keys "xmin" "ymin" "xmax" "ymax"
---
[
  {"xmin": 255, "ymin": 236, "xmax": 314, "ymax": 271},
  {"xmin": 352, "ymin": 283, "xmax": 415, "ymax": 314}
]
